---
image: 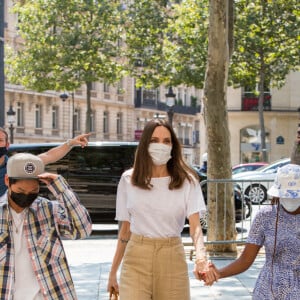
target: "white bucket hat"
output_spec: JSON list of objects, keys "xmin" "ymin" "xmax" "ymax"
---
[{"xmin": 267, "ymin": 164, "xmax": 300, "ymax": 199}]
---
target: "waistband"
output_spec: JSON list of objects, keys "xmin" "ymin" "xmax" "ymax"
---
[{"xmin": 130, "ymin": 233, "xmax": 182, "ymax": 246}]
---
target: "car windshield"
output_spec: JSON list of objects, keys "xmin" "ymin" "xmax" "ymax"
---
[{"xmin": 256, "ymin": 158, "xmax": 289, "ymax": 173}]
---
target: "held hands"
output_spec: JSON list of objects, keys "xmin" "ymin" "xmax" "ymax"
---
[{"xmin": 193, "ymin": 259, "xmax": 220, "ymax": 286}]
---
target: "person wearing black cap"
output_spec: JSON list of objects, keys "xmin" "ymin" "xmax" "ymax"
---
[{"xmin": 0, "ymin": 153, "xmax": 92, "ymax": 300}]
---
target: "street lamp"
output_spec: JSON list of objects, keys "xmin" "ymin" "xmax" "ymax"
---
[
  {"xmin": 60, "ymin": 92, "xmax": 75, "ymax": 138},
  {"xmin": 6, "ymin": 104, "xmax": 16, "ymax": 144},
  {"xmin": 60, "ymin": 93, "xmax": 69, "ymax": 138},
  {"xmin": 60, "ymin": 92, "xmax": 69, "ymax": 102},
  {"xmin": 165, "ymin": 86, "xmax": 176, "ymax": 126}
]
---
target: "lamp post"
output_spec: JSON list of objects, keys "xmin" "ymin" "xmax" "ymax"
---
[
  {"xmin": 60, "ymin": 93, "xmax": 69, "ymax": 138},
  {"xmin": 6, "ymin": 104, "xmax": 16, "ymax": 144},
  {"xmin": 71, "ymin": 92, "xmax": 75, "ymax": 138},
  {"xmin": 165, "ymin": 86, "xmax": 176, "ymax": 126}
]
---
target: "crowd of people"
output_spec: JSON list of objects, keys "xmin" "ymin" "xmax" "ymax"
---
[{"xmin": 0, "ymin": 120, "xmax": 300, "ymax": 300}]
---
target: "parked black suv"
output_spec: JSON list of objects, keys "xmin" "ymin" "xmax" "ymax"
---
[{"xmin": 8, "ymin": 142, "xmax": 138, "ymax": 223}]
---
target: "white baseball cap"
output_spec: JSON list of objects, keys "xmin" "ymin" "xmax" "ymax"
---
[{"xmin": 7, "ymin": 153, "xmax": 44, "ymax": 179}]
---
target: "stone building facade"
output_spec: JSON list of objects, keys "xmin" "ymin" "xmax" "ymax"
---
[{"xmin": 3, "ymin": 0, "xmax": 299, "ymax": 166}]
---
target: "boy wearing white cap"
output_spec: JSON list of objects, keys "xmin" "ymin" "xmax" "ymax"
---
[
  {"xmin": 205, "ymin": 164, "xmax": 300, "ymax": 299},
  {"xmin": 0, "ymin": 153, "xmax": 92, "ymax": 300}
]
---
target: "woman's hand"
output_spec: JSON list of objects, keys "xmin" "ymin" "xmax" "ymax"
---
[
  {"xmin": 107, "ymin": 272, "xmax": 119, "ymax": 294},
  {"xmin": 193, "ymin": 258, "xmax": 207, "ymax": 280},
  {"xmin": 203, "ymin": 262, "xmax": 220, "ymax": 286}
]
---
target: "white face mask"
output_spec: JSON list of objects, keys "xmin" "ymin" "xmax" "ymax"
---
[
  {"xmin": 148, "ymin": 143, "xmax": 172, "ymax": 166},
  {"xmin": 280, "ymin": 198, "xmax": 300, "ymax": 212}
]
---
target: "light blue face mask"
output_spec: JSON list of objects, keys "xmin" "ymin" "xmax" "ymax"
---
[
  {"xmin": 280, "ymin": 198, "xmax": 300, "ymax": 212},
  {"xmin": 148, "ymin": 143, "xmax": 172, "ymax": 166}
]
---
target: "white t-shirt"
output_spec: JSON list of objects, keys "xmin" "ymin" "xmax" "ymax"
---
[
  {"xmin": 115, "ymin": 169, "xmax": 206, "ymax": 238},
  {"xmin": 10, "ymin": 209, "xmax": 43, "ymax": 300}
]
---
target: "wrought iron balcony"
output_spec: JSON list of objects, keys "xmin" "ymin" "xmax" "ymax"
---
[{"xmin": 135, "ymin": 97, "xmax": 200, "ymax": 115}]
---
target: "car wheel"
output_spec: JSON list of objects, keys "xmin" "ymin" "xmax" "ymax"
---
[{"xmin": 245, "ymin": 184, "xmax": 267, "ymax": 205}]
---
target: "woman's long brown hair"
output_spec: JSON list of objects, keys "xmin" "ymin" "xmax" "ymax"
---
[{"xmin": 131, "ymin": 119, "xmax": 198, "ymax": 190}]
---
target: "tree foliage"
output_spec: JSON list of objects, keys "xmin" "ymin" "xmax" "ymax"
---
[
  {"xmin": 6, "ymin": 0, "xmax": 124, "ymax": 131},
  {"xmin": 165, "ymin": 0, "xmax": 208, "ymax": 88},
  {"xmin": 123, "ymin": 0, "xmax": 169, "ymax": 88},
  {"xmin": 229, "ymin": 0, "xmax": 300, "ymax": 161},
  {"xmin": 123, "ymin": 0, "xmax": 209, "ymax": 88},
  {"xmin": 230, "ymin": 0, "xmax": 299, "ymax": 88}
]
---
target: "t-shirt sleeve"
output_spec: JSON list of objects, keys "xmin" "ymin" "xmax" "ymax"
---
[
  {"xmin": 115, "ymin": 173, "xmax": 131, "ymax": 221},
  {"xmin": 186, "ymin": 178, "xmax": 206, "ymax": 218},
  {"xmin": 246, "ymin": 209, "xmax": 266, "ymax": 246}
]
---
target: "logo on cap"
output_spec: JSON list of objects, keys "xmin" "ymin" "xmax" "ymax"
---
[{"xmin": 24, "ymin": 161, "xmax": 37, "ymax": 175}]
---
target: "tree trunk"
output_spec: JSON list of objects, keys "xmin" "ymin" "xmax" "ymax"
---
[
  {"xmin": 258, "ymin": 59, "xmax": 267, "ymax": 162},
  {"xmin": 85, "ymin": 82, "xmax": 92, "ymax": 133},
  {"xmin": 203, "ymin": 0, "xmax": 236, "ymax": 253}
]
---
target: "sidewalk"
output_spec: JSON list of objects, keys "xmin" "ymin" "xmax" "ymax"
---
[{"xmin": 63, "ymin": 236, "xmax": 264, "ymax": 300}]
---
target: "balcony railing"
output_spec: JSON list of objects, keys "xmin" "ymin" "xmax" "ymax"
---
[
  {"xmin": 135, "ymin": 97, "xmax": 200, "ymax": 115},
  {"xmin": 242, "ymin": 92, "xmax": 271, "ymax": 111}
]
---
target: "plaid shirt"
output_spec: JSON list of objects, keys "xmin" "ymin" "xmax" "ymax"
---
[{"xmin": 0, "ymin": 175, "xmax": 92, "ymax": 300}]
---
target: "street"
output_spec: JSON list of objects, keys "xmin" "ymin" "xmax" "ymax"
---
[{"xmin": 63, "ymin": 214, "xmax": 264, "ymax": 300}]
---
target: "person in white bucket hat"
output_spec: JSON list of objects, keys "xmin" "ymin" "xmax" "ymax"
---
[{"xmin": 205, "ymin": 164, "xmax": 300, "ymax": 299}]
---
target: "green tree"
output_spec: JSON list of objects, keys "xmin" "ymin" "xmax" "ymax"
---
[
  {"xmin": 230, "ymin": 0, "xmax": 300, "ymax": 162},
  {"xmin": 123, "ymin": 0, "xmax": 208, "ymax": 89},
  {"xmin": 123, "ymin": 0, "xmax": 169, "ymax": 88},
  {"xmin": 6, "ymin": 0, "xmax": 124, "ymax": 132},
  {"xmin": 164, "ymin": 0, "xmax": 208, "ymax": 88}
]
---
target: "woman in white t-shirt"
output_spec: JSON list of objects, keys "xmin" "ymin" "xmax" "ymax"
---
[{"xmin": 107, "ymin": 119, "xmax": 212, "ymax": 300}]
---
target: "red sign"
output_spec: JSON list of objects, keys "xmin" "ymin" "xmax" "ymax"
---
[{"xmin": 134, "ymin": 130, "xmax": 143, "ymax": 140}]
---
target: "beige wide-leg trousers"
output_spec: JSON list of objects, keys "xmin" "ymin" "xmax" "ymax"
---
[{"xmin": 119, "ymin": 233, "xmax": 190, "ymax": 300}]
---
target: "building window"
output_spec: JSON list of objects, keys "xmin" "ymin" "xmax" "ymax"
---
[
  {"xmin": 74, "ymin": 108, "xmax": 81, "ymax": 132},
  {"xmin": 184, "ymin": 126, "xmax": 190, "ymax": 145},
  {"xmin": 103, "ymin": 111, "xmax": 109, "ymax": 133},
  {"xmin": 183, "ymin": 89, "xmax": 187, "ymax": 106},
  {"xmin": 177, "ymin": 124, "xmax": 184, "ymax": 144},
  {"xmin": 117, "ymin": 112, "xmax": 122, "ymax": 134},
  {"xmin": 90, "ymin": 110, "xmax": 95, "ymax": 132},
  {"xmin": 91, "ymin": 82, "xmax": 97, "ymax": 90},
  {"xmin": 103, "ymin": 82, "xmax": 110, "ymax": 93},
  {"xmin": 240, "ymin": 126, "xmax": 270, "ymax": 163},
  {"xmin": 177, "ymin": 88, "xmax": 181, "ymax": 102},
  {"xmin": 52, "ymin": 106, "xmax": 59, "ymax": 129},
  {"xmin": 142, "ymin": 88, "xmax": 160, "ymax": 103},
  {"xmin": 117, "ymin": 80, "xmax": 123, "ymax": 94},
  {"xmin": 35, "ymin": 104, "xmax": 42, "ymax": 128},
  {"xmin": 16, "ymin": 102, "xmax": 24, "ymax": 127}
]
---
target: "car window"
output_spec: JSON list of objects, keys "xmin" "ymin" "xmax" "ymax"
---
[{"xmin": 261, "ymin": 159, "xmax": 289, "ymax": 173}]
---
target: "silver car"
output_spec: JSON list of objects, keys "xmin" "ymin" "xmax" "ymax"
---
[{"xmin": 232, "ymin": 158, "xmax": 290, "ymax": 204}]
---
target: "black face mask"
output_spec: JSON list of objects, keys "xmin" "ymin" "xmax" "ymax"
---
[
  {"xmin": 10, "ymin": 191, "xmax": 38, "ymax": 208},
  {"xmin": 0, "ymin": 147, "xmax": 8, "ymax": 158}
]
